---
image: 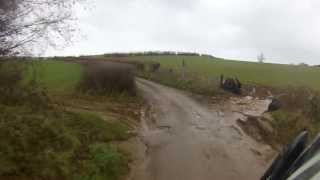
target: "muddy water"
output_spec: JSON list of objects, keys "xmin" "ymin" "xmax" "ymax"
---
[{"xmin": 129, "ymin": 79, "xmax": 275, "ymax": 180}]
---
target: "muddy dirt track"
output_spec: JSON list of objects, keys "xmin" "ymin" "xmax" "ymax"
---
[{"xmin": 129, "ymin": 78, "xmax": 274, "ymax": 180}]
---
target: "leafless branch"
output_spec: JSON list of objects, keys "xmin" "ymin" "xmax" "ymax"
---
[{"xmin": 0, "ymin": 0, "xmax": 83, "ymax": 56}]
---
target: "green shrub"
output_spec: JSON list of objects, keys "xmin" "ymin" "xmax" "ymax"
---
[
  {"xmin": 75, "ymin": 143, "xmax": 128, "ymax": 180},
  {"xmin": 0, "ymin": 106, "xmax": 78, "ymax": 179},
  {"xmin": 63, "ymin": 111, "xmax": 130, "ymax": 145},
  {"xmin": 0, "ymin": 61, "xmax": 50, "ymax": 110}
]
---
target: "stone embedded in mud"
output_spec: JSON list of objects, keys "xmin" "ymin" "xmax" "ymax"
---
[
  {"xmin": 245, "ymin": 96, "xmax": 254, "ymax": 100},
  {"xmin": 217, "ymin": 111, "xmax": 225, "ymax": 117},
  {"xmin": 267, "ymin": 98, "xmax": 281, "ymax": 112}
]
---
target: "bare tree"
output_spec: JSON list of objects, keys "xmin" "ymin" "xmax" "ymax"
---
[
  {"xmin": 257, "ymin": 52, "xmax": 265, "ymax": 63},
  {"xmin": 0, "ymin": 0, "xmax": 83, "ymax": 56}
]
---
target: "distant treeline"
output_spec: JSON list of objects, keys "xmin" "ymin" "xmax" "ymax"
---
[
  {"xmin": 0, "ymin": 51, "xmax": 216, "ymax": 60},
  {"xmin": 102, "ymin": 51, "xmax": 216, "ymax": 58}
]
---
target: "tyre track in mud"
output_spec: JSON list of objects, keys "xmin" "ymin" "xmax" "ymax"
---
[{"xmin": 129, "ymin": 78, "xmax": 273, "ymax": 180}]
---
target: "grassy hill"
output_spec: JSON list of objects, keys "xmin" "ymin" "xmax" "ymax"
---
[{"xmin": 125, "ymin": 55, "xmax": 320, "ymax": 90}]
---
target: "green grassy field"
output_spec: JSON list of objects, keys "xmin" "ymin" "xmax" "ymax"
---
[
  {"xmin": 28, "ymin": 61, "xmax": 83, "ymax": 92},
  {"xmin": 128, "ymin": 55, "xmax": 320, "ymax": 90}
]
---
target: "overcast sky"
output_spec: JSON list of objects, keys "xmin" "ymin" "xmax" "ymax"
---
[{"xmin": 47, "ymin": 0, "xmax": 320, "ymax": 65}]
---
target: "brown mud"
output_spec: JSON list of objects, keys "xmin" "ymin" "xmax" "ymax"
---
[{"xmin": 128, "ymin": 79, "xmax": 276, "ymax": 180}]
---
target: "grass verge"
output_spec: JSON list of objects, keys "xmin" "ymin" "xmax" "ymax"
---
[
  {"xmin": 0, "ymin": 60, "xmax": 142, "ymax": 180},
  {"xmin": 0, "ymin": 105, "xmax": 130, "ymax": 180},
  {"xmin": 268, "ymin": 88, "xmax": 320, "ymax": 145}
]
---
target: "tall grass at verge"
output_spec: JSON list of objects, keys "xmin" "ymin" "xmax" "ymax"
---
[
  {"xmin": 269, "ymin": 87, "xmax": 320, "ymax": 145},
  {"xmin": 138, "ymin": 65, "xmax": 221, "ymax": 96}
]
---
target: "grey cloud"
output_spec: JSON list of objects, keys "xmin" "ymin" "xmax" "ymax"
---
[{"xmin": 47, "ymin": 0, "xmax": 320, "ymax": 65}]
